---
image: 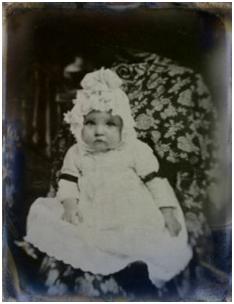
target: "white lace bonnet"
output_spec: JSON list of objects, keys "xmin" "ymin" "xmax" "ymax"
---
[{"xmin": 64, "ymin": 68, "xmax": 137, "ymax": 144}]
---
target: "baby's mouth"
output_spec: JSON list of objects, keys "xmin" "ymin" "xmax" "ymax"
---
[
  {"xmin": 94, "ymin": 138, "xmax": 106, "ymax": 142},
  {"xmin": 93, "ymin": 139, "xmax": 109, "ymax": 152},
  {"xmin": 94, "ymin": 139, "xmax": 107, "ymax": 145}
]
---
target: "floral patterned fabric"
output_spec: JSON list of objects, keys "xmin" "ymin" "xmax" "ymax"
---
[
  {"xmin": 111, "ymin": 52, "xmax": 217, "ymax": 250},
  {"xmin": 43, "ymin": 51, "xmax": 217, "ymax": 299}
]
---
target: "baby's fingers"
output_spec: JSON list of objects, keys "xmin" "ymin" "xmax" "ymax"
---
[
  {"xmin": 62, "ymin": 210, "xmax": 82, "ymax": 225},
  {"xmin": 174, "ymin": 221, "xmax": 182, "ymax": 235},
  {"xmin": 77, "ymin": 211, "xmax": 83, "ymax": 223},
  {"xmin": 72, "ymin": 211, "xmax": 83, "ymax": 225},
  {"xmin": 167, "ymin": 227, "xmax": 177, "ymax": 237},
  {"xmin": 166, "ymin": 221, "xmax": 182, "ymax": 237},
  {"xmin": 62, "ymin": 212, "xmax": 73, "ymax": 224},
  {"xmin": 71, "ymin": 214, "xmax": 79, "ymax": 225},
  {"xmin": 174, "ymin": 223, "xmax": 182, "ymax": 236}
]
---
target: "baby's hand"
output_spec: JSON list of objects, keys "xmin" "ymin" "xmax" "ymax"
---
[
  {"xmin": 160, "ymin": 207, "xmax": 182, "ymax": 237},
  {"xmin": 61, "ymin": 199, "xmax": 83, "ymax": 225}
]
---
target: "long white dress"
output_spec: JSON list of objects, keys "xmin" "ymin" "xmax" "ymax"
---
[{"xmin": 25, "ymin": 140, "xmax": 192, "ymax": 287}]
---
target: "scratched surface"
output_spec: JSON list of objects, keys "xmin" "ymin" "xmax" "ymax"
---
[{"xmin": 2, "ymin": 3, "xmax": 231, "ymax": 301}]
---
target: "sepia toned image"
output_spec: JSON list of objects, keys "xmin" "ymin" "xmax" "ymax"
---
[{"xmin": 2, "ymin": 2, "xmax": 231, "ymax": 301}]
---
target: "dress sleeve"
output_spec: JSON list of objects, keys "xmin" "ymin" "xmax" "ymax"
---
[
  {"xmin": 133, "ymin": 140, "xmax": 160, "ymax": 182},
  {"xmin": 146, "ymin": 177, "xmax": 179, "ymax": 208},
  {"xmin": 56, "ymin": 145, "xmax": 80, "ymax": 201},
  {"xmin": 133, "ymin": 140, "xmax": 178, "ymax": 208}
]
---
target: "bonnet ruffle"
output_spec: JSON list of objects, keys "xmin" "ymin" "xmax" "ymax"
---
[{"xmin": 64, "ymin": 68, "xmax": 136, "ymax": 145}]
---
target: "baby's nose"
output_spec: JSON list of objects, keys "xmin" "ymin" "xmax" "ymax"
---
[{"xmin": 95, "ymin": 125, "xmax": 105, "ymax": 136}]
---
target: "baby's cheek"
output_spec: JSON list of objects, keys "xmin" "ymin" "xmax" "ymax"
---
[
  {"xmin": 118, "ymin": 129, "xmax": 122, "ymax": 141},
  {"xmin": 82, "ymin": 128, "xmax": 93, "ymax": 142},
  {"xmin": 113, "ymin": 130, "xmax": 121, "ymax": 142},
  {"xmin": 115, "ymin": 126, "xmax": 122, "ymax": 136}
]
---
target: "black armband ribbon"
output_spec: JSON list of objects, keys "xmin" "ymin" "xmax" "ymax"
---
[
  {"xmin": 140, "ymin": 171, "xmax": 158, "ymax": 184},
  {"xmin": 60, "ymin": 173, "xmax": 78, "ymax": 183}
]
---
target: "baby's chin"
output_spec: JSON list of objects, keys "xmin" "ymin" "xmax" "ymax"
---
[{"xmin": 91, "ymin": 141, "xmax": 120, "ymax": 152}]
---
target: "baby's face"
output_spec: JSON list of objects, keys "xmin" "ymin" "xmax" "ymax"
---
[{"xmin": 82, "ymin": 111, "xmax": 123, "ymax": 152}]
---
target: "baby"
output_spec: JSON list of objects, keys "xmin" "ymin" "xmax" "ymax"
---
[
  {"xmin": 25, "ymin": 68, "xmax": 192, "ymax": 289},
  {"xmin": 62, "ymin": 108, "xmax": 181, "ymax": 237}
]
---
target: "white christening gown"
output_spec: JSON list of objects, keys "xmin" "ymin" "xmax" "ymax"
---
[{"xmin": 25, "ymin": 140, "xmax": 192, "ymax": 287}]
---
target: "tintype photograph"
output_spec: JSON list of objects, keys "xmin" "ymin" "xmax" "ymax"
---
[{"xmin": 2, "ymin": 2, "xmax": 232, "ymax": 301}]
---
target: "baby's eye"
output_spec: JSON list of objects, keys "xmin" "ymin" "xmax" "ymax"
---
[
  {"xmin": 84, "ymin": 120, "xmax": 96, "ymax": 126},
  {"xmin": 106, "ymin": 121, "xmax": 116, "ymax": 127}
]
